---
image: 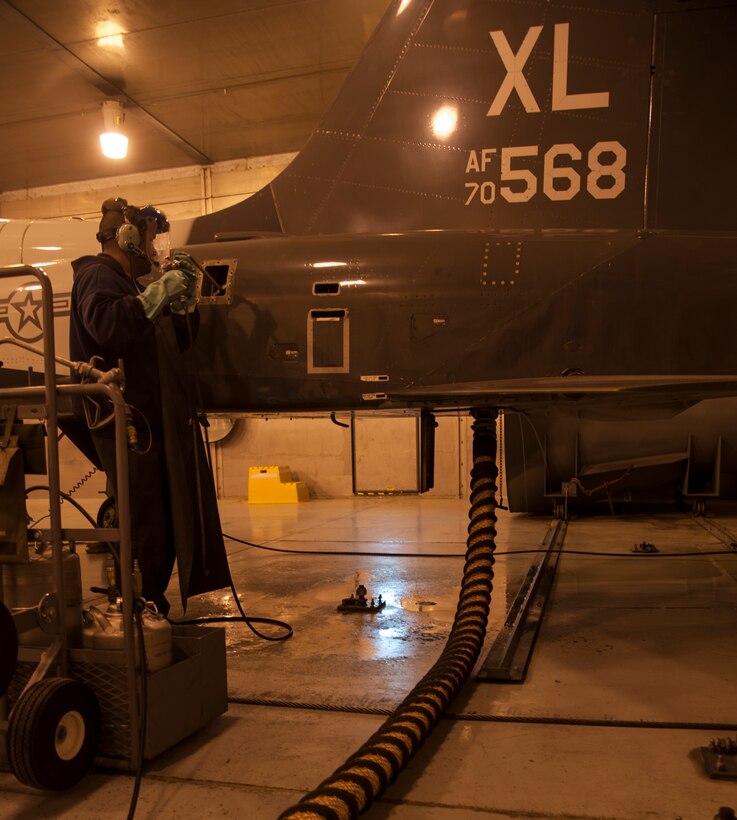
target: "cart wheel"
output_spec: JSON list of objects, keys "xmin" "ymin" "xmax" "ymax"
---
[
  {"xmin": 0, "ymin": 599, "xmax": 18, "ymax": 698},
  {"xmin": 97, "ymin": 495, "xmax": 118, "ymax": 528},
  {"xmin": 7, "ymin": 678, "xmax": 101, "ymax": 790}
]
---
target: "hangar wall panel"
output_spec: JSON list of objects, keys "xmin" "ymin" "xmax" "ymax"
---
[
  {"xmin": 219, "ymin": 416, "xmax": 353, "ymax": 499},
  {"xmin": 217, "ymin": 414, "xmax": 464, "ymax": 499},
  {"xmin": 0, "ymin": 153, "xmax": 296, "ymax": 221},
  {"xmin": 31, "ymin": 415, "xmax": 467, "ymax": 509},
  {"xmin": 353, "ymin": 416, "xmax": 419, "ymax": 492}
]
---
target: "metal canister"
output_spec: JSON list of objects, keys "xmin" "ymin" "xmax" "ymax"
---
[
  {"xmin": 2, "ymin": 547, "xmax": 83, "ymax": 646},
  {"xmin": 82, "ymin": 602, "xmax": 173, "ymax": 673}
]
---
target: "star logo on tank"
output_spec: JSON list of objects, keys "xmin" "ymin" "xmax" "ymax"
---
[{"xmin": 0, "ymin": 283, "xmax": 71, "ymax": 342}]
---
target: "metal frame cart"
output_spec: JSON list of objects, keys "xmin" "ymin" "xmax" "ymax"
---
[{"xmin": 0, "ymin": 265, "xmax": 227, "ymax": 789}]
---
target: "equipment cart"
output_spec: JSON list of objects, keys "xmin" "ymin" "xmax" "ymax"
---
[{"xmin": 0, "ymin": 265, "xmax": 227, "ymax": 789}]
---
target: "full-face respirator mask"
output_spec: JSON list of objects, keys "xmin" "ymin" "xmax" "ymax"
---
[{"xmin": 96, "ymin": 198, "xmax": 170, "ymax": 268}]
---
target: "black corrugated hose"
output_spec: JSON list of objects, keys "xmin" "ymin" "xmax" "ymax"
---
[{"xmin": 278, "ymin": 409, "xmax": 499, "ymax": 820}]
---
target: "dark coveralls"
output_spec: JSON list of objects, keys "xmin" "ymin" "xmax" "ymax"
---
[{"xmin": 70, "ymin": 253, "xmax": 231, "ymax": 614}]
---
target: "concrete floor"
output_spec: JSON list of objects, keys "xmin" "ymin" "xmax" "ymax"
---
[{"xmin": 3, "ymin": 495, "xmax": 737, "ymax": 819}]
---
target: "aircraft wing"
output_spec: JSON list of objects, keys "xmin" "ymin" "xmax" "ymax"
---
[{"xmin": 389, "ymin": 375, "xmax": 737, "ymax": 411}]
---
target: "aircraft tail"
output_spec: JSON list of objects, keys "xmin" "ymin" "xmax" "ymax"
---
[{"xmin": 187, "ymin": 0, "xmax": 737, "ymax": 242}]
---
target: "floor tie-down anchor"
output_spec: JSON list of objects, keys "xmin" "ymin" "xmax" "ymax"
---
[
  {"xmin": 701, "ymin": 736, "xmax": 737, "ymax": 780},
  {"xmin": 337, "ymin": 584, "xmax": 386, "ymax": 613}
]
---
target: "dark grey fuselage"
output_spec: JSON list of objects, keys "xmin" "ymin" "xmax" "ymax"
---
[
  {"xmin": 191, "ymin": 229, "xmax": 737, "ymax": 413},
  {"xmin": 182, "ymin": 0, "xmax": 737, "ymax": 510}
]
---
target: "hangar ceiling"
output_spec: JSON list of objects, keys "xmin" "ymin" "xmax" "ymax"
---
[{"xmin": 0, "ymin": 0, "xmax": 391, "ymax": 193}]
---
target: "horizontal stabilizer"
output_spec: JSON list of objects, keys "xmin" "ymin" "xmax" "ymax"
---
[
  {"xmin": 389, "ymin": 375, "xmax": 737, "ymax": 411},
  {"xmin": 579, "ymin": 450, "xmax": 689, "ymax": 477}
]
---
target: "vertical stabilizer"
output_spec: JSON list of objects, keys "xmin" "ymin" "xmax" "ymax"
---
[{"xmin": 188, "ymin": 0, "xmax": 737, "ymax": 242}]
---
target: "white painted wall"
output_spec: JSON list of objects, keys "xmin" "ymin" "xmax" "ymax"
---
[
  {"xmin": 45, "ymin": 411, "xmax": 471, "ymax": 507},
  {"xmin": 214, "ymin": 413, "xmax": 468, "ymax": 500}
]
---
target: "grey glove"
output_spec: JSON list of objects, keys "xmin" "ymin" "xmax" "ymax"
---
[
  {"xmin": 171, "ymin": 251, "xmax": 198, "ymax": 296},
  {"xmin": 170, "ymin": 293, "xmax": 197, "ymax": 315},
  {"xmin": 137, "ymin": 268, "xmax": 191, "ymax": 321}
]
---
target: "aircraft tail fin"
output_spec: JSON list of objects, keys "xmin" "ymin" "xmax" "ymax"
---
[
  {"xmin": 187, "ymin": 0, "xmax": 737, "ymax": 242},
  {"xmin": 188, "ymin": 0, "xmax": 433, "ymax": 241}
]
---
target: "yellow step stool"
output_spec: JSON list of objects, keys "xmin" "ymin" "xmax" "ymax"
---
[{"xmin": 248, "ymin": 465, "xmax": 310, "ymax": 503}]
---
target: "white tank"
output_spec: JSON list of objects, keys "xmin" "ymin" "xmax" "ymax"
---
[
  {"xmin": 2, "ymin": 549, "xmax": 83, "ymax": 646},
  {"xmin": 82, "ymin": 602, "xmax": 172, "ymax": 673}
]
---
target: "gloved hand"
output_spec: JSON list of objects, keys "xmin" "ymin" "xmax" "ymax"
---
[
  {"xmin": 169, "ymin": 251, "xmax": 197, "ymax": 315},
  {"xmin": 137, "ymin": 267, "xmax": 191, "ymax": 320},
  {"xmin": 170, "ymin": 293, "xmax": 197, "ymax": 314},
  {"xmin": 171, "ymin": 251, "xmax": 198, "ymax": 296}
]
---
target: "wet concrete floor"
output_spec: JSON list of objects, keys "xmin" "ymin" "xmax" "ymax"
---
[{"xmin": 3, "ymin": 496, "xmax": 737, "ymax": 818}]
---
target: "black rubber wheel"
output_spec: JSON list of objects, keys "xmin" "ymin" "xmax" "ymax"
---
[
  {"xmin": 7, "ymin": 678, "xmax": 101, "ymax": 790},
  {"xmin": 96, "ymin": 495, "xmax": 118, "ymax": 529},
  {"xmin": 0, "ymin": 599, "xmax": 18, "ymax": 698}
]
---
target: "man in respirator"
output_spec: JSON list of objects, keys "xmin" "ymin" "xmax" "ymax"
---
[{"xmin": 69, "ymin": 197, "xmax": 231, "ymax": 615}]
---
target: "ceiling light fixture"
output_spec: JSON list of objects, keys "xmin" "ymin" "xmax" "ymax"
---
[
  {"xmin": 96, "ymin": 21, "xmax": 125, "ymax": 48},
  {"xmin": 99, "ymin": 100, "xmax": 128, "ymax": 159}
]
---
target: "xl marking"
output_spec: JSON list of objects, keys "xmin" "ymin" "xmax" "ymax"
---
[
  {"xmin": 488, "ymin": 23, "xmax": 610, "ymax": 116},
  {"xmin": 488, "ymin": 26, "xmax": 542, "ymax": 115}
]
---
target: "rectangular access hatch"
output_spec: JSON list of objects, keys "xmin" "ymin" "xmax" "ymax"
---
[
  {"xmin": 313, "ymin": 282, "xmax": 341, "ymax": 295},
  {"xmin": 197, "ymin": 259, "xmax": 236, "ymax": 304},
  {"xmin": 308, "ymin": 309, "xmax": 349, "ymax": 373}
]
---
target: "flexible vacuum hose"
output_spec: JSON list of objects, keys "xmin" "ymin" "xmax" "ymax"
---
[{"xmin": 278, "ymin": 410, "xmax": 499, "ymax": 820}]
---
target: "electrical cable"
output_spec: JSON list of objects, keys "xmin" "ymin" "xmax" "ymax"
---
[
  {"xmin": 223, "ymin": 531, "xmax": 468, "ymax": 557},
  {"xmin": 28, "ymin": 512, "xmax": 50, "ymax": 529},
  {"xmin": 16, "ymin": 459, "xmax": 492, "ymax": 564},
  {"xmin": 517, "ymin": 412, "xmax": 529, "ymax": 511},
  {"xmin": 173, "ymin": 580, "xmax": 293, "ymax": 640},
  {"xmin": 24, "ymin": 485, "xmax": 120, "ymax": 567},
  {"xmin": 40, "ymin": 462, "xmax": 733, "ymax": 587},
  {"xmin": 497, "ymin": 412, "xmax": 506, "ymax": 509},
  {"xmin": 222, "ymin": 532, "xmax": 737, "ymax": 559},
  {"xmin": 227, "ymin": 696, "xmax": 737, "ymax": 731},
  {"xmin": 65, "ymin": 465, "xmax": 100, "ymax": 500},
  {"xmin": 127, "ymin": 601, "xmax": 148, "ymax": 820},
  {"xmin": 28, "ymin": 466, "xmax": 101, "ymax": 528}
]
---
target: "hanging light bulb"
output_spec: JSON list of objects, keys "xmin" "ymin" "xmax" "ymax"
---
[{"xmin": 99, "ymin": 100, "xmax": 128, "ymax": 159}]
